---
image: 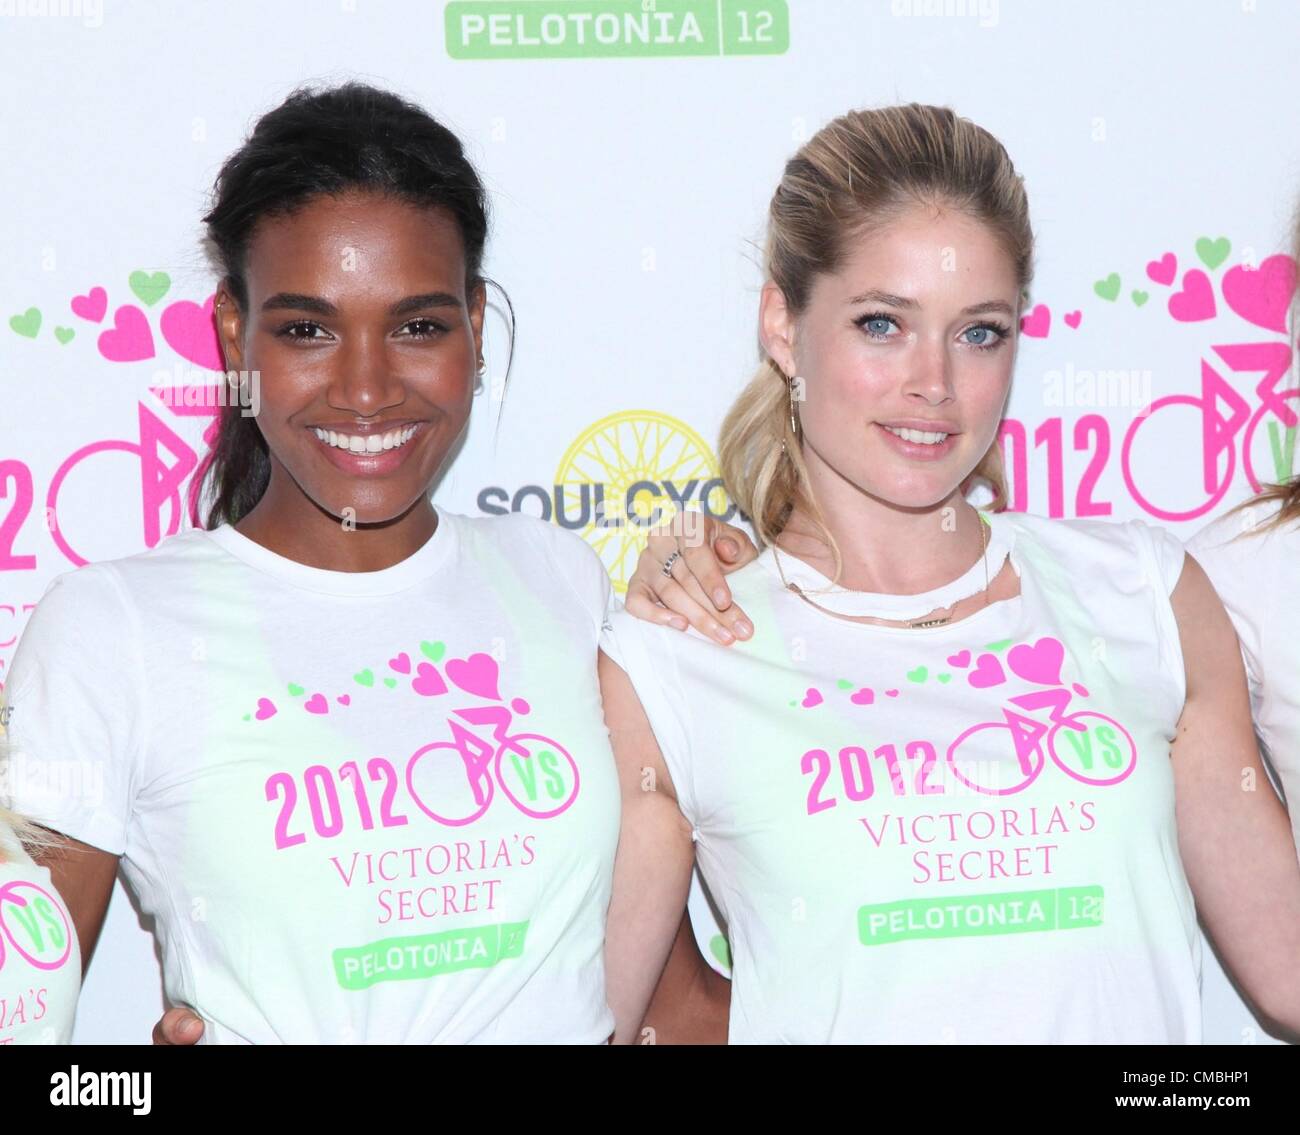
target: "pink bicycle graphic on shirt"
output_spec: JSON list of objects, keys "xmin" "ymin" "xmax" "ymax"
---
[
  {"xmin": 0, "ymin": 878, "xmax": 73, "ymax": 973},
  {"xmin": 404, "ymin": 696, "xmax": 580, "ymax": 827},
  {"xmin": 1121, "ymin": 341, "xmax": 1297, "ymax": 522},
  {"xmin": 945, "ymin": 680, "xmax": 1138, "ymax": 798}
]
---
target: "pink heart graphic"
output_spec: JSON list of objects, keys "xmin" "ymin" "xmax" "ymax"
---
[
  {"xmin": 967, "ymin": 653, "xmax": 1006, "ymax": 689},
  {"xmin": 801, "ymin": 688, "xmax": 823, "ymax": 708},
  {"xmin": 1167, "ymin": 270, "xmax": 1216, "ymax": 322},
  {"xmin": 1146, "ymin": 253, "xmax": 1177, "ymax": 286},
  {"xmin": 97, "ymin": 304, "xmax": 156, "ymax": 362},
  {"xmin": 446, "ymin": 653, "xmax": 501, "ymax": 700},
  {"xmin": 1007, "ymin": 636, "xmax": 1065, "ymax": 686},
  {"xmin": 884, "ymin": 689, "xmax": 900, "ymax": 698},
  {"xmin": 412, "ymin": 662, "xmax": 448, "ymax": 697},
  {"xmin": 254, "ymin": 697, "xmax": 277, "ymax": 721},
  {"xmin": 850, "ymin": 687, "xmax": 874, "ymax": 705},
  {"xmin": 1019, "ymin": 303, "xmax": 1050, "ymax": 338},
  {"xmin": 336, "ymin": 694, "xmax": 351, "ymax": 706},
  {"xmin": 160, "ymin": 294, "xmax": 223, "ymax": 370},
  {"xmin": 304, "ymin": 693, "xmax": 328, "ymax": 714},
  {"xmin": 388, "ymin": 652, "xmax": 411, "ymax": 674},
  {"xmin": 946, "ymin": 649, "xmax": 972, "ymax": 668},
  {"xmin": 1064, "ymin": 310, "xmax": 1082, "ymax": 330},
  {"xmin": 1222, "ymin": 255, "xmax": 1297, "ymax": 334},
  {"xmin": 71, "ymin": 286, "xmax": 107, "ymax": 323}
]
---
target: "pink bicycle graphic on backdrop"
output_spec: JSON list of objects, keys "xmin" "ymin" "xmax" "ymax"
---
[
  {"xmin": 404, "ymin": 696, "xmax": 580, "ymax": 827},
  {"xmin": 946, "ymin": 680, "xmax": 1138, "ymax": 797},
  {"xmin": 0, "ymin": 878, "xmax": 73, "ymax": 973},
  {"xmin": 1121, "ymin": 341, "xmax": 1298, "ymax": 522}
]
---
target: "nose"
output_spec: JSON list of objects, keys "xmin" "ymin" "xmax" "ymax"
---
[
  {"xmin": 903, "ymin": 335, "xmax": 955, "ymax": 404},
  {"xmin": 326, "ymin": 327, "xmax": 405, "ymax": 416}
]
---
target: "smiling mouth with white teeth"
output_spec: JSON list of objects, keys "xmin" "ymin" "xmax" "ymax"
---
[
  {"xmin": 881, "ymin": 425, "xmax": 950, "ymax": 445},
  {"xmin": 312, "ymin": 424, "xmax": 421, "ymax": 454}
]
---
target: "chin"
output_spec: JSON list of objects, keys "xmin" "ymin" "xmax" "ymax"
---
[
  {"xmin": 861, "ymin": 478, "xmax": 965, "ymax": 512},
  {"xmin": 312, "ymin": 487, "xmax": 422, "ymax": 528}
]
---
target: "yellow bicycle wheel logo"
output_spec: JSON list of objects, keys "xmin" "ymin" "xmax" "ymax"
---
[{"xmin": 555, "ymin": 410, "xmax": 731, "ymax": 594}]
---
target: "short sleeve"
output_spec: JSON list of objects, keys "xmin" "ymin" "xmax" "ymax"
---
[
  {"xmin": 600, "ymin": 609, "xmax": 698, "ymax": 825},
  {"xmin": 530, "ymin": 520, "xmax": 620, "ymax": 639},
  {"xmin": 1127, "ymin": 519, "xmax": 1188, "ymax": 725},
  {"xmin": 1143, "ymin": 521, "xmax": 1188, "ymax": 596},
  {"xmin": 0, "ymin": 565, "xmax": 146, "ymax": 856}
]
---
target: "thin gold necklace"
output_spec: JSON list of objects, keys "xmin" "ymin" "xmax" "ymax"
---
[{"xmin": 774, "ymin": 515, "xmax": 990, "ymax": 629}]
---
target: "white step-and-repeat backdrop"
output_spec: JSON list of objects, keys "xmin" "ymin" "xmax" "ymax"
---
[{"xmin": 2, "ymin": 0, "xmax": 1297, "ymax": 1042}]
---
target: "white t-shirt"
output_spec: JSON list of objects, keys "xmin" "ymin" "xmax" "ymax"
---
[
  {"xmin": 0, "ymin": 822, "xmax": 81, "ymax": 1044},
  {"xmin": 603, "ymin": 509, "xmax": 1202, "ymax": 1044},
  {"xmin": 1186, "ymin": 500, "xmax": 1299, "ymax": 858},
  {"xmin": 2, "ymin": 505, "xmax": 621, "ymax": 1043}
]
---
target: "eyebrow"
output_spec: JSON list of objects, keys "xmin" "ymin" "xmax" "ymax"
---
[
  {"xmin": 847, "ymin": 289, "xmax": 1015, "ymax": 317},
  {"xmin": 260, "ymin": 292, "xmax": 464, "ymax": 317}
]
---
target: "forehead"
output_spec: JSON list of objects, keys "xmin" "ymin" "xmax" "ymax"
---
[
  {"xmin": 244, "ymin": 190, "xmax": 466, "ymax": 287},
  {"xmin": 828, "ymin": 204, "xmax": 1018, "ymax": 298}
]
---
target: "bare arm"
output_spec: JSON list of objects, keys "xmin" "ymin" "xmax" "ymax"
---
[
  {"xmin": 640, "ymin": 911, "xmax": 730, "ymax": 1045},
  {"xmin": 1170, "ymin": 552, "xmax": 1300, "ymax": 1040},
  {"xmin": 31, "ymin": 828, "xmax": 119, "ymax": 979},
  {"xmin": 598, "ymin": 647, "xmax": 699, "ymax": 1044},
  {"xmin": 33, "ymin": 829, "xmax": 207, "ymax": 1044}
]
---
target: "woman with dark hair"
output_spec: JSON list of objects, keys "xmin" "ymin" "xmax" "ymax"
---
[{"xmin": 2, "ymin": 81, "xmax": 723, "ymax": 1044}]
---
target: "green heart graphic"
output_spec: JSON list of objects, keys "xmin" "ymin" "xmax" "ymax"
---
[
  {"xmin": 242, "ymin": 713, "xmax": 251, "ymax": 721},
  {"xmin": 1093, "ymin": 273, "xmax": 1121, "ymax": 302},
  {"xmin": 9, "ymin": 308, "xmax": 41, "ymax": 338},
  {"xmin": 836, "ymin": 679, "xmax": 853, "ymax": 690},
  {"xmin": 1131, "ymin": 290, "xmax": 1149, "ymax": 307},
  {"xmin": 1195, "ymin": 236, "xmax": 1230, "ymax": 271},
  {"xmin": 287, "ymin": 682, "xmax": 305, "ymax": 696},
  {"xmin": 936, "ymin": 673, "xmax": 952, "ymax": 684},
  {"xmin": 354, "ymin": 669, "xmax": 374, "ymax": 687},
  {"xmin": 420, "ymin": 640, "xmax": 445, "ymax": 662},
  {"xmin": 129, "ymin": 270, "xmax": 171, "ymax": 306},
  {"xmin": 709, "ymin": 934, "xmax": 731, "ymax": 969},
  {"xmin": 54, "ymin": 325, "xmax": 75, "ymax": 344},
  {"xmin": 984, "ymin": 639, "xmax": 1013, "ymax": 653},
  {"xmin": 383, "ymin": 677, "xmax": 397, "ymax": 689},
  {"xmin": 906, "ymin": 665, "xmax": 928, "ymax": 683}
]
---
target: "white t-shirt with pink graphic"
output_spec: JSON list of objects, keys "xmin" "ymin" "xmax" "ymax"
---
[
  {"xmin": 1185, "ymin": 501, "xmax": 1300, "ymax": 863},
  {"xmin": 602, "ymin": 509, "xmax": 1202, "ymax": 1043},
  {"xmin": 2, "ymin": 505, "xmax": 620, "ymax": 1043},
  {"xmin": 0, "ymin": 823, "xmax": 81, "ymax": 1044}
]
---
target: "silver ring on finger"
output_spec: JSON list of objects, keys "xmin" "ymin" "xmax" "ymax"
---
[{"xmin": 661, "ymin": 550, "xmax": 682, "ymax": 577}]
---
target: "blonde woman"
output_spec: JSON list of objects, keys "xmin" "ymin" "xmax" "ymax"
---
[
  {"xmin": 602, "ymin": 104, "xmax": 1300, "ymax": 1043},
  {"xmin": 0, "ymin": 780, "xmax": 81, "ymax": 1043}
]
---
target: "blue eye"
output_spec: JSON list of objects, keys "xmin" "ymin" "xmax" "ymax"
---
[
  {"xmin": 962, "ymin": 323, "xmax": 1010, "ymax": 351},
  {"xmin": 856, "ymin": 312, "xmax": 899, "ymax": 339}
]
